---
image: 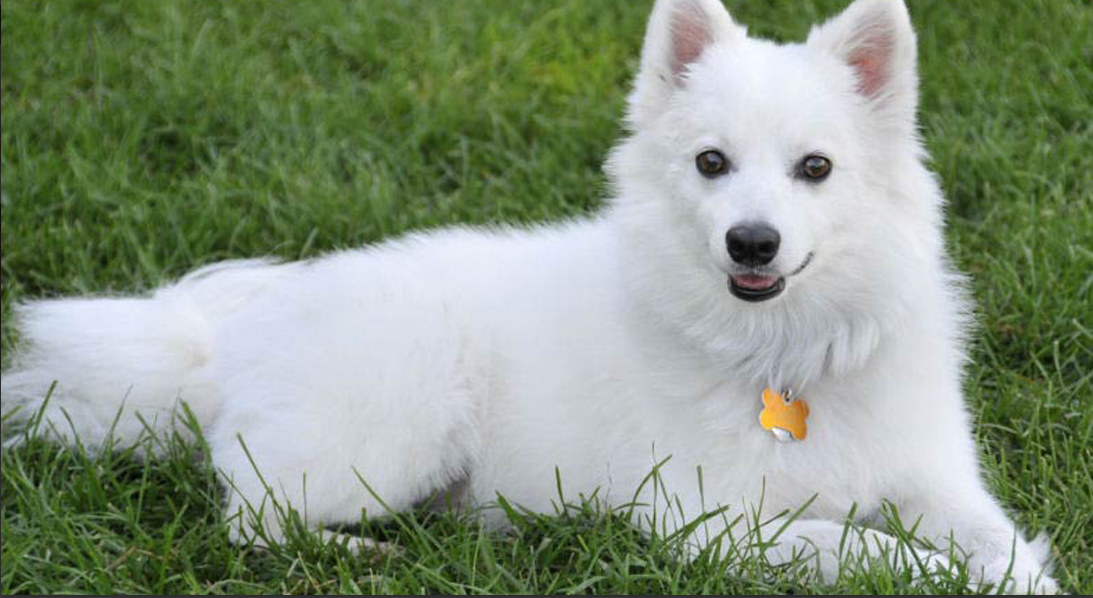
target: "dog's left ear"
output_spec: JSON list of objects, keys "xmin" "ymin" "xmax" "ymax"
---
[
  {"xmin": 627, "ymin": 0, "xmax": 745, "ymax": 129},
  {"xmin": 807, "ymin": 0, "xmax": 918, "ymax": 130}
]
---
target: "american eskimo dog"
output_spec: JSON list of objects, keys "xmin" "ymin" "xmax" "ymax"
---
[{"xmin": 0, "ymin": 0, "xmax": 1057, "ymax": 592}]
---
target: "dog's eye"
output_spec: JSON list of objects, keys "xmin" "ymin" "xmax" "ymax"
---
[
  {"xmin": 695, "ymin": 149, "xmax": 730, "ymax": 178},
  {"xmin": 798, "ymin": 155, "xmax": 832, "ymax": 182}
]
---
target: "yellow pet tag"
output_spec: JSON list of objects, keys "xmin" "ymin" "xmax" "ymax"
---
[{"xmin": 759, "ymin": 387, "xmax": 809, "ymax": 442}]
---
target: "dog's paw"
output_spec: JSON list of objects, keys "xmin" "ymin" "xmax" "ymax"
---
[
  {"xmin": 991, "ymin": 570, "xmax": 1059, "ymax": 595},
  {"xmin": 328, "ymin": 532, "xmax": 402, "ymax": 559},
  {"xmin": 979, "ymin": 554, "xmax": 1058, "ymax": 595}
]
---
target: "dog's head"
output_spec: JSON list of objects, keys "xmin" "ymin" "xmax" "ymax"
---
[{"xmin": 609, "ymin": 0, "xmax": 947, "ymax": 382}]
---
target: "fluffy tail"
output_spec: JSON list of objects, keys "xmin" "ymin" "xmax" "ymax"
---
[{"xmin": 1, "ymin": 259, "xmax": 288, "ymax": 450}]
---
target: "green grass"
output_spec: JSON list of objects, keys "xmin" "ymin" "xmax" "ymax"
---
[{"xmin": 1, "ymin": 0, "xmax": 1090, "ymax": 593}]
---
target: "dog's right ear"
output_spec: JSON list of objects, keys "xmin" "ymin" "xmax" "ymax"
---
[{"xmin": 627, "ymin": 0, "xmax": 744, "ymax": 129}]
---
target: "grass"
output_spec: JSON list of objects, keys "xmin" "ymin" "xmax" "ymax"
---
[{"xmin": 1, "ymin": 0, "xmax": 1090, "ymax": 593}]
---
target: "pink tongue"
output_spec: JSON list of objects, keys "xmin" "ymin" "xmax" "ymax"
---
[{"xmin": 734, "ymin": 274, "xmax": 777, "ymax": 290}]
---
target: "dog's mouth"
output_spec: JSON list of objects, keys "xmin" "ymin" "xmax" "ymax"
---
[
  {"xmin": 729, "ymin": 274, "xmax": 785, "ymax": 302},
  {"xmin": 728, "ymin": 252, "xmax": 813, "ymax": 303}
]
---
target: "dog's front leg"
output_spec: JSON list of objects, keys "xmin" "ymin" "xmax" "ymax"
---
[
  {"xmin": 746, "ymin": 518, "xmax": 952, "ymax": 586},
  {"xmin": 641, "ymin": 505, "xmax": 949, "ymax": 587},
  {"xmin": 891, "ymin": 478, "xmax": 1058, "ymax": 594}
]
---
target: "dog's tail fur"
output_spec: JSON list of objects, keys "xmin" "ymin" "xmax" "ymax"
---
[{"xmin": 1, "ymin": 259, "xmax": 288, "ymax": 450}]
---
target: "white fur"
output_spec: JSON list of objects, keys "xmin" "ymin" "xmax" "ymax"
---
[{"xmin": 0, "ymin": 0, "xmax": 1057, "ymax": 593}]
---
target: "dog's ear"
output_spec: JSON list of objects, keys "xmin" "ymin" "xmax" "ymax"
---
[
  {"xmin": 807, "ymin": 0, "xmax": 918, "ymax": 129},
  {"xmin": 627, "ymin": 0, "xmax": 744, "ymax": 129}
]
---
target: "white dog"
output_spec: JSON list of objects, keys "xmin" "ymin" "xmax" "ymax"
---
[{"xmin": 0, "ymin": 0, "xmax": 1057, "ymax": 592}]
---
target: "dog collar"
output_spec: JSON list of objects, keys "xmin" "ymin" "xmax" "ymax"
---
[{"xmin": 759, "ymin": 387, "xmax": 809, "ymax": 441}]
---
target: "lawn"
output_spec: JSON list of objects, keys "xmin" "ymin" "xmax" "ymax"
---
[{"xmin": 1, "ymin": 0, "xmax": 1090, "ymax": 593}]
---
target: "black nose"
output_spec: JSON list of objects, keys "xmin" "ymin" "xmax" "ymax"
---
[{"xmin": 726, "ymin": 224, "xmax": 781, "ymax": 266}]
